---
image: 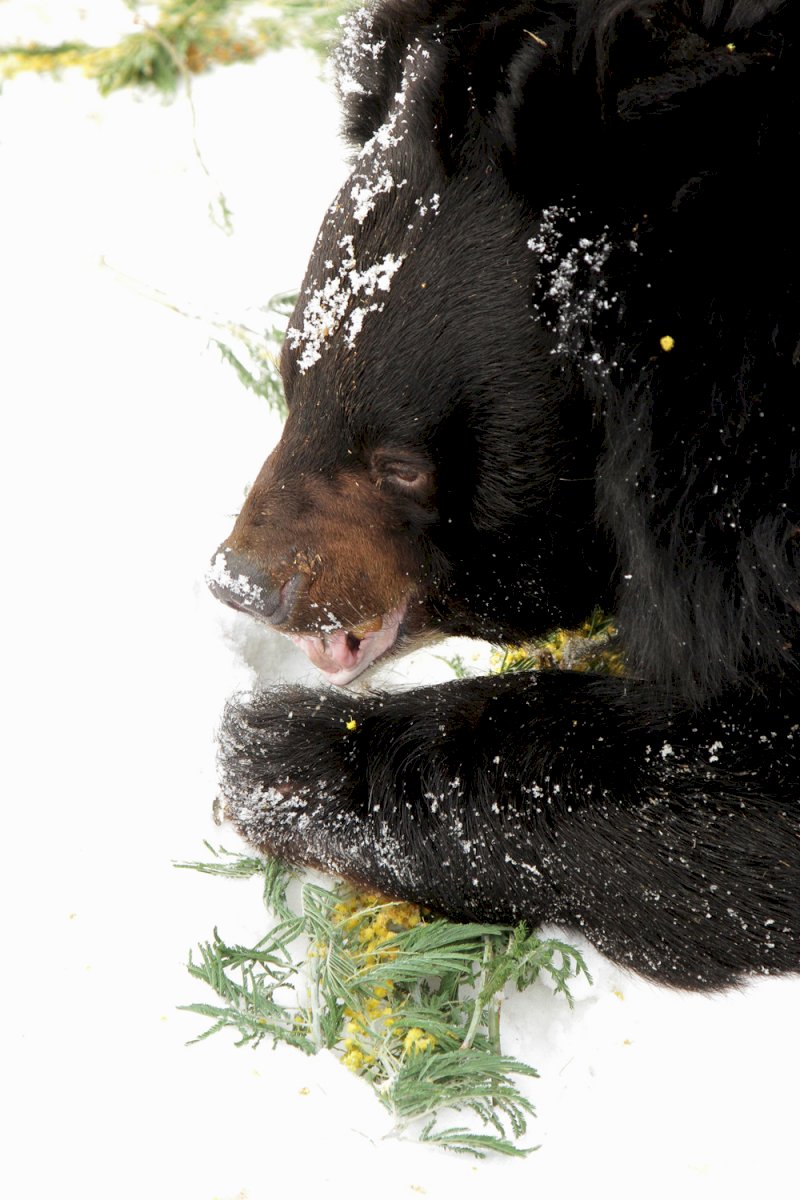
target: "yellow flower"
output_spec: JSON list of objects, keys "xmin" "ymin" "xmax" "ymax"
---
[
  {"xmin": 342, "ymin": 1047, "xmax": 366, "ymax": 1071},
  {"xmin": 659, "ymin": 335, "xmax": 675, "ymax": 352},
  {"xmin": 403, "ymin": 1027, "xmax": 437, "ymax": 1054},
  {"xmin": 345, "ymin": 717, "xmax": 357, "ymax": 731}
]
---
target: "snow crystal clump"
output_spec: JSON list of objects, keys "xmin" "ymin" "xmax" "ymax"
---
[
  {"xmin": 350, "ymin": 169, "xmax": 408, "ymax": 224},
  {"xmin": 288, "ymin": 39, "xmax": 442, "ymax": 372},
  {"xmin": 287, "ymin": 236, "xmax": 406, "ymax": 372},
  {"xmin": 206, "ymin": 551, "xmax": 263, "ymax": 606},
  {"xmin": 335, "ymin": 5, "xmax": 386, "ymax": 97},
  {"xmin": 528, "ymin": 205, "xmax": 628, "ymax": 375},
  {"xmin": 344, "ymin": 38, "xmax": 431, "ymax": 224}
]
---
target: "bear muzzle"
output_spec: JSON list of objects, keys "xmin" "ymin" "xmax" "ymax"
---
[{"xmin": 207, "ymin": 544, "xmax": 410, "ymax": 685}]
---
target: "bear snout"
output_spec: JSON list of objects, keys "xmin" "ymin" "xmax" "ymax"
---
[{"xmin": 207, "ymin": 545, "xmax": 307, "ymax": 627}]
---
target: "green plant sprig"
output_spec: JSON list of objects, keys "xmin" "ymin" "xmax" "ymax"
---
[
  {"xmin": 100, "ymin": 263, "xmax": 295, "ymax": 418},
  {"xmin": 178, "ymin": 847, "xmax": 591, "ymax": 1158},
  {"xmin": 0, "ymin": 0, "xmax": 356, "ymax": 95},
  {"xmin": 492, "ymin": 606, "xmax": 624, "ymax": 676}
]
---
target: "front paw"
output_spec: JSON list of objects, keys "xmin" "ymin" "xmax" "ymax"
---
[{"xmin": 216, "ymin": 687, "xmax": 367, "ymax": 864}]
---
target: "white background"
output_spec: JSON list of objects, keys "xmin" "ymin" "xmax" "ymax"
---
[{"xmin": 2, "ymin": 4, "xmax": 798, "ymax": 1197}]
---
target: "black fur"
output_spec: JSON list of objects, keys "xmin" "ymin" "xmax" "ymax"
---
[{"xmin": 216, "ymin": 0, "xmax": 799, "ymax": 989}]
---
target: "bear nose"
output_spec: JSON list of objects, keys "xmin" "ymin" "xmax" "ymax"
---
[{"xmin": 206, "ymin": 545, "xmax": 305, "ymax": 627}]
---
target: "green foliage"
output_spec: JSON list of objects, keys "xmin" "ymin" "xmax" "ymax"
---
[
  {"xmin": 435, "ymin": 652, "xmax": 470, "ymax": 678},
  {"xmin": 104, "ymin": 265, "xmax": 295, "ymax": 417},
  {"xmin": 179, "ymin": 847, "xmax": 591, "ymax": 1157},
  {"xmin": 492, "ymin": 606, "xmax": 624, "ymax": 677},
  {"xmin": 255, "ymin": 0, "xmax": 360, "ymax": 60},
  {"xmin": 174, "ymin": 840, "xmax": 297, "ymax": 916},
  {"xmin": 210, "ymin": 290, "xmax": 298, "ymax": 419},
  {"xmin": 0, "ymin": 1, "xmax": 356, "ymax": 94},
  {"xmin": 479, "ymin": 925, "xmax": 589, "ymax": 1007}
]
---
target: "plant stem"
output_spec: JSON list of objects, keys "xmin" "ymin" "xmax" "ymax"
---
[
  {"xmin": 126, "ymin": 1, "xmax": 231, "ymax": 230},
  {"xmin": 487, "ymin": 992, "xmax": 502, "ymax": 1055},
  {"xmin": 460, "ymin": 937, "xmax": 493, "ymax": 1051}
]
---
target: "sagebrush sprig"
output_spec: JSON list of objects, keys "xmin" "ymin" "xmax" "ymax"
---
[
  {"xmin": 101, "ymin": 264, "xmax": 295, "ymax": 417},
  {"xmin": 0, "ymin": 1, "xmax": 356, "ymax": 95},
  {"xmin": 179, "ymin": 847, "xmax": 590, "ymax": 1157}
]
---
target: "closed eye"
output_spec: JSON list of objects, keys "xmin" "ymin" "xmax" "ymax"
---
[
  {"xmin": 386, "ymin": 465, "xmax": 424, "ymax": 485},
  {"xmin": 371, "ymin": 450, "xmax": 436, "ymax": 503}
]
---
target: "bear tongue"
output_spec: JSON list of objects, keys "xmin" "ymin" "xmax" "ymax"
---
[
  {"xmin": 286, "ymin": 603, "xmax": 406, "ymax": 687},
  {"xmin": 305, "ymin": 629, "xmax": 360, "ymax": 673}
]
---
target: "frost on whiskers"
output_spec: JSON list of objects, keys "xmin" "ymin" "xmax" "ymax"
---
[
  {"xmin": 287, "ymin": 36, "xmax": 440, "ymax": 375},
  {"xmin": 528, "ymin": 205, "xmax": 635, "ymax": 376}
]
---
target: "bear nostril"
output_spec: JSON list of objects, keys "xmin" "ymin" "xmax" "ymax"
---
[{"xmin": 206, "ymin": 546, "xmax": 306, "ymax": 627}]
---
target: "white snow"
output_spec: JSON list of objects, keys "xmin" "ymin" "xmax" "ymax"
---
[
  {"xmin": 2, "ymin": 7, "xmax": 799, "ymax": 1200},
  {"xmin": 287, "ymin": 33, "xmax": 443, "ymax": 373},
  {"xmin": 287, "ymin": 239, "xmax": 405, "ymax": 370},
  {"xmin": 334, "ymin": 3, "xmax": 386, "ymax": 96},
  {"xmin": 207, "ymin": 550, "xmax": 265, "ymax": 605},
  {"xmin": 528, "ymin": 204, "xmax": 619, "ymax": 373}
]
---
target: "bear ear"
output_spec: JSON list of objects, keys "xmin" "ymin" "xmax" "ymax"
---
[
  {"xmin": 335, "ymin": 1, "xmax": 446, "ymax": 150},
  {"xmin": 490, "ymin": 0, "xmax": 797, "ymax": 205},
  {"xmin": 582, "ymin": 0, "xmax": 794, "ymax": 124},
  {"xmin": 334, "ymin": 5, "xmax": 402, "ymax": 147},
  {"xmin": 333, "ymin": 1, "xmax": 795, "ymax": 189},
  {"xmin": 334, "ymin": 2, "xmax": 578, "ymax": 169}
]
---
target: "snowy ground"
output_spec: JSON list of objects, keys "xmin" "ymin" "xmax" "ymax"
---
[{"xmin": 2, "ymin": 5, "xmax": 798, "ymax": 1198}]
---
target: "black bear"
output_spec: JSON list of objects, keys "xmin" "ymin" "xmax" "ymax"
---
[{"xmin": 208, "ymin": 0, "xmax": 799, "ymax": 989}]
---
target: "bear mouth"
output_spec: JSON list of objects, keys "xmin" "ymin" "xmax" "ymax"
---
[{"xmin": 285, "ymin": 600, "xmax": 408, "ymax": 686}]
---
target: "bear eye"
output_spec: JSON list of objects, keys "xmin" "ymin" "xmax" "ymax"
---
[
  {"xmin": 371, "ymin": 451, "xmax": 435, "ymax": 502},
  {"xmin": 387, "ymin": 464, "xmax": 423, "ymax": 485}
]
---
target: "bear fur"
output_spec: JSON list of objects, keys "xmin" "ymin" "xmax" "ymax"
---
[{"xmin": 209, "ymin": 0, "xmax": 799, "ymax": 989}]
